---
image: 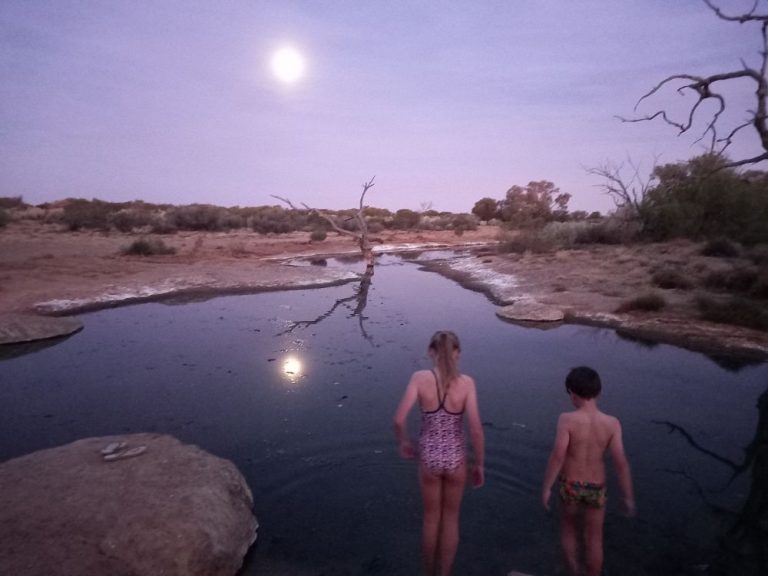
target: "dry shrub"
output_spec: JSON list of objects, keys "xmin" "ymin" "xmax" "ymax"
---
[
  {"xmin": 701, "ymin": 237, "xmax": 741, "ymax": 258},
  {"xmin": 651, "ymin": 268, "xmax": 694, "ymax": 290},
  {"xmin": 121, "ymin": 237, "xmax": 176, "ymax": 256},
  {"xmin": 702, "ymin": 267, "xmax": 758, "ymax": 293},
  {"xmin": 697, "ymin": 295, "xmax": 768, "ymax": 331},
  {"xmin": 614, "ymin": 292, "xmax": 666, "ymax": 313}
]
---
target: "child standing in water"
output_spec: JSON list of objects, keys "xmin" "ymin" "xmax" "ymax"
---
[
  {"xmin": 393, "ymin": 331, "xmax": 485, "ymax": 576},
  {"xmin": 542, "ymin": 366, "xmax": 635, "ymax": 576}
]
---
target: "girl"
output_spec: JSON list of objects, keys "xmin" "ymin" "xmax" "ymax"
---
[{"xmin": 393, "ymin": 330, "xmax": 485, "ymax": 576}]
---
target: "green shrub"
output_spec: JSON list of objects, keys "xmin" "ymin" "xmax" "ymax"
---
[
  {"xmin": 697, "ymin": 295, "xmax": 768, "ymax": 331},
  {"xmin": 651, "ymin": 268, "xmax": 694, "ymax": 290},
  {"xmin": 121, "ymin": 237, "xmax": 176, "ymax": 256},
  {"xmin": 702, "ymin": 268, "xmax": 758, "ymax": 293},
  {"xmin": 0, "ymin": 208, "xmax": 9, "ymax": 228},
  {"xmin": 701, "ymin": 237, "xmax": 741, "ymax": 258},
  {"xmin": 309, "ymin": 228, "xmax": 327, "ymax": 242},
  {"xmin": 614, "ymin": 292, "xmax": 666, "ymax": 313}
]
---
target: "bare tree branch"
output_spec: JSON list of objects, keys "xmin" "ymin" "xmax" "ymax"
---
[
  {"xmin": 585, "ymin": 155, "xmax": 659, "ymax": 220},
  {"xmin": 272, "ymin": 176, "xmax": 378, "ymax": 274},
  {"xmin": 620, "ymin": 1, "xmax": 768, "ymax": 170}
]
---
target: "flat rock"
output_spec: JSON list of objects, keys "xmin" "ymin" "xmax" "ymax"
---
[
  {"xmin": 496, "ymin": 302, "xmax": 564, "ymax": 323},
  {"xmin": 0, "ymin": 433, "xmax": 258, "ymax": 576},
  {"xmin": 0, "ymin": 313, "xmax": 82, "ymax": 344}
]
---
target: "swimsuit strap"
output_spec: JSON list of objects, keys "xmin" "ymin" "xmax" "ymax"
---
[{"xmin": 430, "ymin": 369, "xmax": 447, "ymax": 409}]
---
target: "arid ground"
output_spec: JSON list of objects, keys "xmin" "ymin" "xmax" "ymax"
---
[{"xmin": 1, "ymin": 220, "xmax": 767, "ymax": 360}]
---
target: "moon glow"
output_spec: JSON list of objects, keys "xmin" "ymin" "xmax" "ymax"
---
[{"xmin": 271, "ymin": 47, "xmax": 305, "ymax": 83}]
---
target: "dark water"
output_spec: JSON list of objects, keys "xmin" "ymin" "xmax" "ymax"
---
[{"xmin": 1, "ymin": 252, "xmax": 766, "ymax": 575}]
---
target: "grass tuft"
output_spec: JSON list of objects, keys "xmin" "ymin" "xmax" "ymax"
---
[
  {"xmin": 614, "ymin": 292, "xmax": 666, "ymax": 313},
  {"xmin": 121, "ymin": 237, "xmax": 176, "ymax": 256}
]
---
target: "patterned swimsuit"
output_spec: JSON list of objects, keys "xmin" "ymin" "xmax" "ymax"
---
[{"xmin": 419, "ymin": 370, "xmax": 466, "ymax": 475}]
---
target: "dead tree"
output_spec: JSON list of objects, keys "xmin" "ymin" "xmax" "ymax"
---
[
  {"xmin": 619, "ymin": 0, "xmax": 768, "ymax": 170},
  {"xmin": 585, "ymin": 156, "xmax": 659, "ymax": 222},
  {"xmin": 273, "ymin": 177, "xmax": 377, "ymax": 275}
]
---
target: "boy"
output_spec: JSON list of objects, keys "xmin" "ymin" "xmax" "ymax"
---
[{"xmin": 541, "ymin": 366, "xmax": 635, "ymax": 576}]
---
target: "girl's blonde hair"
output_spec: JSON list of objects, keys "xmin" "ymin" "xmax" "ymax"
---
[{"xmin": 428, "ymin": 330, "xmax": 461, "ymax": 392}]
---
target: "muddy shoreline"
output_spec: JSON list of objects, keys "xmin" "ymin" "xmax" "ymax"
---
[{"xmin": 1, "ymin": 223, "xmax": 766, "ymax": 361}]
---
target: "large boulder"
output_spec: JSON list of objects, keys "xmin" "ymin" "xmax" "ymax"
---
[{"xmin": 0, "ymin": 434, "xmax": 258, "ymax": 576}]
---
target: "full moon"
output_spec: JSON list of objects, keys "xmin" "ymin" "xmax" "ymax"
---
[{"xmin": 271, "ymin": 46, "xmax": 305, "ymax": 83}]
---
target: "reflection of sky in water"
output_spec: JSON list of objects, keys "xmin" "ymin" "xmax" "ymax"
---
[{"xmin": 0, "ymin": 253, "xmax": 766, "ymax": 575}]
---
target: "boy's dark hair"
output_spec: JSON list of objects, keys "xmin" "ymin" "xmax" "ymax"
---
[{"xmin": 565, "ymin": 366, "xmax": 602, "ymax": 399}]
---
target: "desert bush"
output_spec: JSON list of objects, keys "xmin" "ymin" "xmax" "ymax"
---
[
  {"xmin": 701, "ymin": 267, "xmax": 758, "ymax": 293},
  {"xmin": 0, "ymin": 208, "xmax": 9, "ymax": 228},
  {"xmin": 121, "ymin": 237, "xmax": 176, "ymax": 256},
  {"xmin": 749, "ymin": 271, "xmax": 768, "ymax": 300},
  {"xmin": 745, "ymin": 244, "xmax": 768, "ymax": 265},
  {"xmin": 0, "ymin": 196, "xmax": 25, "ymax": 209},
  {"xmin": 62, "ymin": 198, "xmax": 115, "ymax": 231},
  {"xmin": 367, "ymin": 219, "xmax": 386, "ymax": 234},
  {"xmin": 167, "ymin": 204, "xmax": 231, "ymax": 231},
  {"xmin": 642, "ymin": 154, "xmax": 768, "ymax": 244},
  {"xmin": 574, "ymin": 218, "xmax": 639, "ymax": 245},
  {"xmin": 309, "ymin": 228, "xmax": 327, "ymax": 242},
  {"xmin": 651, "ymin": 268, "xmax": 694, "ymax": 290},
  {"xmin": 701, "ymin": 237, "xmax": 741, "ymax": 258},
  {"xmin": 391, "ymin": 209, "xmax": 421, "ymax": 230},
  {"xmin": 110, "ymin": 209, "xmax": 154, "ymax": 233},
  {"xmin": 614, "ymin": 292, "xmax": 666, "ymax": 313},
  {"xmin": 498, "ymin": 230, "xmax": 555, "ymax": 254},
  {"xmin": 250, "ymin": 206, "xmax": 305, "ymax": 234},
  {"xmin": 697, "ymin": 295, "xmax": 768, "ymax": 331},
  {"xmin": 451, "ymin": 213, "xmax": 478, "ymax": 236},
  {"xmin": 149, "ymin": 215, "xmax": 178, "ymax": 234}
]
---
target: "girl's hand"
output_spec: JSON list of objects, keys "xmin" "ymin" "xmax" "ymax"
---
[
  {"xmin": 622, "ymin": 498, "xmax": 637, "ymax": 517},
  {"xmin": 471, "ymin": 464, "xmax": 485, "ymax": 488},
  {"xmin": 399, "ymin": 440, "xmax": 416, "ymax": 460},
  {"xmin": 542, "ymin": 489, "xmax": 552, "ymax": 511}
]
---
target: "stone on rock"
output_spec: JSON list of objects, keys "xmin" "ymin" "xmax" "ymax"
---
[
  {"xmin": 0, "ymin": 313, "xmax": 82, "ymax": 345},
  {"xmin": 496, "ymin": 302, "xmax": 564, "ymax": 323},
  {"xmin": 0, "ymin": 433, "xmax": 258, "ymax": 576}
]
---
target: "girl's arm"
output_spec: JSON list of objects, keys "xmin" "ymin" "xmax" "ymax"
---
[
  {"xmin": 393, "ymin": 373, "xmax": 420, "ymax": 459},
  {"xmin": 541, "ymin": 415, "xmax": 570, "ymax": 510},
  {"xmin": 464, "ymin": 377, "xmax": 485, "ymax": 487}
]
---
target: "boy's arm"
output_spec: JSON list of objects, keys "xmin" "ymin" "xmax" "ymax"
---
[
  {"xmin": 464, "ymin": 378, "xmax": 485, "ymax": 487},
  {"xmin": 608, "ymin": 419, "xmax": 635, "ymax": 516},
  {"xmin": 392, "ymin": 374, "xmax": 419, "ymax": 459},
  {"xmin": 541, "ymin": 415, "xmax": 570, "ymax": 511}
]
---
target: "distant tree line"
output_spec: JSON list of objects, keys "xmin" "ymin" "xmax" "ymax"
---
[{"xmin": 0, "ymin": 197, "xmax": 480, "ymax": 236}]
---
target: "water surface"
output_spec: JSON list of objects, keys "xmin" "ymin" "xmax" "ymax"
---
[{"xmin": 1, "ymin": 252, "xmax": 765, "ymax": 575}]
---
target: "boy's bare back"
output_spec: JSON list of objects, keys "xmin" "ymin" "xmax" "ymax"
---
[{"xmin": 558, "ymin": 408, "xmax": 622, "ymax": 485}]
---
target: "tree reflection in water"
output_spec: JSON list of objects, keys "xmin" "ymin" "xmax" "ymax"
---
[
  {"xmin": 655, "ymin": 387, "xmax": 768, "ymax": 575},
  {"xmin": 277, "ymin": 271, "xmax": 374, "ymax": 342}
]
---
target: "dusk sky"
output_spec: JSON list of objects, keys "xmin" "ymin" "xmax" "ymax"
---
[{"xmin": 1, "ymin": 1, "xmax": 762, "ymax": 214}]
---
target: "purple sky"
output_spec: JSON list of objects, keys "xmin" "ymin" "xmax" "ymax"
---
[{"xmin": 0, "ymin": 1, "xmax": 762, "ymax": 214}]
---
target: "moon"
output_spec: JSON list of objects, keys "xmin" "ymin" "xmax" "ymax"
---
[{"xmin": 271, "ymin": 46, "xmax": 305, "ymax": 83}]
